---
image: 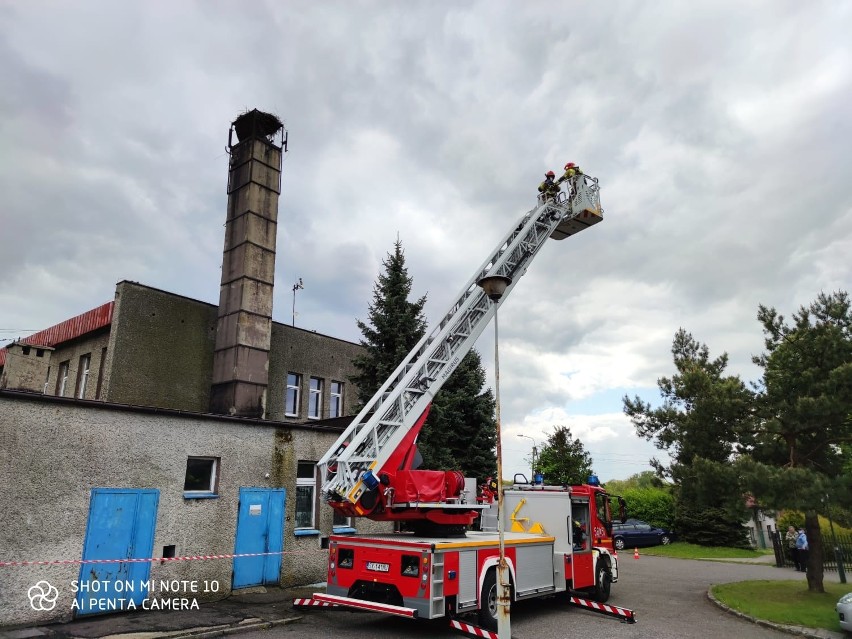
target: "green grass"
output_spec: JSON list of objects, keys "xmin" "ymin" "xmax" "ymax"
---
[
  {"xmin": 639, "ymin": 541, "xmax": 767, "ymax": 559},
  {"xmin": 712, "ymin": 580, "xmax": 851, "ymax": 632}
]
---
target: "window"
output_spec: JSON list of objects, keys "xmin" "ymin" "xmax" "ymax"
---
[
  {"xmin": 308, "ymin": 377, "xmax": 323, "ymax": 419},
  {"xmin": 183, "ymin": 457, "xmax": 220, "ymax": 497},
  {"xmin": 330, "ymin": 381, "xmax": 343, "ymax": 418},
  {"xmin": 295, "ymin": 461, "xmax": 317, "ymax": 530},
  {"xmin": 22, "ymin": 346, "xmax": 31, "ymax": 356},
  {"xmin": 333, "ymin": 509, "xmax": 351, "ymax": 529},
  {"xmin": 56, "ymin": 361, "xmax": 70, "ymax": 396},
  {"xmin": 76, "ymin": 353, "xmax": 91, "ymax": 399},
  {"xmin": 285, "ymin": 373, "xmax": 301, "ymax": 416},
  {"xmin": 95, "ymin": 347, "xmax": 107, "ymax": 399}
]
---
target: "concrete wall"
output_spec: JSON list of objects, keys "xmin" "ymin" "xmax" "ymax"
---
[
  {"xmin": 0, "ymin": 392, "xmax": 388, "ymax": 628},
  {"xmin": 44, "ymin": 332, "xmax": 110, "ymax": 399},
  {"xmin": 94, "ymin": 281, "xmax": 362, "ymax": 422},
  {"xmin": 103, "ymin": 282, "xmax": 217, "ymax": 411},
  {"xmin": 267, "ymin": 324, "xmax": 362, "ymax": 422},
  {"xmin": 0, "ymin": 343, "xmax": 52, "ymax": 392}
]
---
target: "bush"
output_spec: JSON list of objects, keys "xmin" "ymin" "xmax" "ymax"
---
[
  {"xmin": 777, "ymin": 511, "xmax": 804, "ymax": 532},
  {"xmin": 622, "ymin": 487, "xmax": 675, "ymax": 529},
  {"xmin": 675, "ymin": 506, "xmax": 750, "ymax": 548}
]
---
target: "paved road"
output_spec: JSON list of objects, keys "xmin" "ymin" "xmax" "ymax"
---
[{"xmin": 258, "ymin": 557, "xmax": 816, "ymax": 639}]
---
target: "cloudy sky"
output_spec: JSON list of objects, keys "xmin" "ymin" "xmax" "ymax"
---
[{"xmin": 2, "ymin": 1, "xmax": 850, "ymax": 482}]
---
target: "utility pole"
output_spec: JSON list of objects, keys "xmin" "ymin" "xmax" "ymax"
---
[{"xmin": 518, "ymin": 434, "xmax": 538, "ymax": 483}]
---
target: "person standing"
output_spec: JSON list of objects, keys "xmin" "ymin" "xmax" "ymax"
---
[
  {"xmin": 557, "ymin": 161, "xmax": 582, "ymax": 193},
  {"xmin": 557, "ymin": 161, "xmax": 583, "ymax": 184},
  {"xmin": 795, "ymin": 528, "xmax": 809, "ymax": 572},
  {"xmin": 785, "ymin": 525, "xmax": 799, "ymax": 570},
  {"xmin": 538, "ymin": 170, "xmax": 559, "ymax": 202}
]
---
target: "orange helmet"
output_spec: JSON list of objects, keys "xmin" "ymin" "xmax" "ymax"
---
[
  {"xmin": 545, "ymin": 170, "xmax": 555, "ymax": 177},
  {"xmin": 564, "ymin": 162, "xmax": 576, "ymax": 170}
]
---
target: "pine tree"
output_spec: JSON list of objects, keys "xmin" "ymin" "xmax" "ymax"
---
[
  {"xmin": 350, "ymin": 239, "xmax": 427, "ymax": 407},
  {"xmin": 623, "ymin": 329, "xmax": 754, "ymax": 547},
  {"xmin": 743, "ymin": 290, "xmax": 852, "ymax": 592}
]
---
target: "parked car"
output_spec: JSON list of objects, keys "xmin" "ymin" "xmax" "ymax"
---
[
  {"xmin": 838, "ymin": 591, "xmax": 852, "ymax": 632},
  {"xmin": 611, "ymin": 519, "xmax": 675, "ymax": 550}
]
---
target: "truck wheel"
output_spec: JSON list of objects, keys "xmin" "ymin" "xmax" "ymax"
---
[
  {"xmin": 592, "ymin": 558, "xmax": 612, "ymax": 603},
  {"xmin": 614, "ymin": 537, "xmax": 625, "ymax": 551},
  {"xmin": 478, "ymin": 569, "xmax": 498, "ymax": 631}
]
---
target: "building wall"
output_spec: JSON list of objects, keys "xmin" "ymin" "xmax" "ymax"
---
[
  {"xmin": 102, "ymin": 282, "xmax": 218, "ymax": 411},
  {"xmin": 44, "ymin": 332, "xmax": 110, "ymax": 399},
  {"xmin": 97, "ymin": 281, "xmax": 363, "ymax": 421},
  {"xmin": 267, "ymin": 324, "xmax": 362, "ymax": 422},
  {"xmin": 0, "ymin": 343, "xmax": 52, "ymax": 392},
  {"xmin": 0, "ymin": 392, "xmax": 389, "ymax": 628}
]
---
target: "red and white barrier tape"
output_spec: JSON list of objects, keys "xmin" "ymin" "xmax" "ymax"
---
[{"xmin": 0, "ymin": 549, "xmax": 325, "ymax": 568}]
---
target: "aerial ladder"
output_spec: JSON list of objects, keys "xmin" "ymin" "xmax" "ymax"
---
[{"xmin": 318, "ymin": 174, "xmax": 603, "ymax": 529}]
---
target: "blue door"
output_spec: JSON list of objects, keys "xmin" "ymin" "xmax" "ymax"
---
[
  {"xmin": 233, "ymin": 488, "xmax": 285, "ymax": 588},
  {"xmin": 76, "ymin": 489, "xmax": 159, "ymax": 615}
]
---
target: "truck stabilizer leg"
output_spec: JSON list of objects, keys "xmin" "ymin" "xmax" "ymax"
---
[
  {"xmin": 449, "ymin": 618, "xmax": 501, "ymax": 639},
  {"xmin": 569, "ymin": 595, "xmax": 636, "ymax": 624},
  {"xmin": 293, "ymin": 597, "xmax": 339, "ymax": 609}
]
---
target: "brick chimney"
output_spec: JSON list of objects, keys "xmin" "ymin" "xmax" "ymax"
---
[{"xmin": 210, "ymin": 109, "xmax": 286, "ymax": 417}]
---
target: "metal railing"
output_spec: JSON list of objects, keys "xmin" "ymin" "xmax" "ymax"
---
[{"xmin": 771, "ymin": 530, "xmax": 851, "ymax": 580}]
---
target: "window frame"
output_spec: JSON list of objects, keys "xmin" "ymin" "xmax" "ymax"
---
[
  {"xmin": 308, "ymin": 377, "xmax": 323, "ymax": 420},
  {"xmin": 330, "ymin": 381, "xmax": 344, "ymax": 418},
  {"xmin": 183, "ymin": 456, "xmax": 220, "ymax": 499},
  {"xmin": 295, "ymin": 461, "xmax": 318, "ymax": 532},
  {"xmin": 95, "ymin": 347, "xmax": 107, "ymax": 399},
  {"xmin": 285, "ymin": 372, "xmax": 301, "ymax": 417},
  {"xmin": 76, "ymin": 353, "xmax": 91, "ymax": 399},
  {"xmin": 56, "ymin": 360, "xmax": 70, "ymax": 397}
]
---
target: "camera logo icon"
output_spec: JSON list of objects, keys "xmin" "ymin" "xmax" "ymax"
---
[{"xmin": 28, "ymin": 580, "xmax": 59, "ymax": 611}]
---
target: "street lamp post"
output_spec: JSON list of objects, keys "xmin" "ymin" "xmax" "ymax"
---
[
  {"xmin": 517, "ymin": 434, "xmax": 538, "ymax": 483},
  {"xmin": 477, "ymin": 274, "xmax": 512, "ymax": 639}
]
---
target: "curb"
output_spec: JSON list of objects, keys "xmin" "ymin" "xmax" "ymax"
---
[{"xmin": 706, "ymin": 589, "xmax": 844, "ymax": 639}]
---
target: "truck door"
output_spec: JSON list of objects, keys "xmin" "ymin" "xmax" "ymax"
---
[{"xmin": 569, "ymin": 498, "xmax": 594, "ymax": 589}]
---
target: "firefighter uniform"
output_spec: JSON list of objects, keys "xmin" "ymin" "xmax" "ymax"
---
[
  {"xmin": 538, "ymin": 171, "xmax": 559, "ymax": 201},
  {"xmin": 557, "ymin": 162, "xmax": 583, "ymax": 185}
]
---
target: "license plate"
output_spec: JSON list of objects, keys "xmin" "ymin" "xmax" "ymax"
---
[{"xmin": 366, "ymin": 561, "xmax": 390, "ymax": 572}]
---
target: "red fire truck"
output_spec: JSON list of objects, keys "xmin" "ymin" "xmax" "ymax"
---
[{"xmin": 295, "ymin": 175, "xmax": 635, "ymax": 634}]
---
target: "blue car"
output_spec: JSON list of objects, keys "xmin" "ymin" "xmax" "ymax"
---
[{"xmin": 611, "ymin": 519, "xmax": 675, "ymax": 550}]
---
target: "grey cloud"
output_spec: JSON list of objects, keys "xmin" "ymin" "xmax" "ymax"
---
[{"xmin": 2, "ymin": 1, "xmax": 850, "ymax": 478}]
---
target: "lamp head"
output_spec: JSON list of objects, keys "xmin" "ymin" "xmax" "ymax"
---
[{"xmin": 477, "ymin": 275, "xmax": 512, "ymax": 301}]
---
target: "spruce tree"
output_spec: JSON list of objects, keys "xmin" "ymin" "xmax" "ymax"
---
[
  {"xmin": 351, "ymin": 239, "xmax": 497, "ymax": 482},
  {"xmin": 418, "ymin": 351, "xmax": 497, "ymax": 481},
  {"xmin": 350, "ymin": 239, "xmax": 427, "ymax": 407}
]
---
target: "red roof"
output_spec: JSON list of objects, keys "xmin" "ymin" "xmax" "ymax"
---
[{"xmin": 0, "ymin": 302, "xmax": 114, "ymax": 367}]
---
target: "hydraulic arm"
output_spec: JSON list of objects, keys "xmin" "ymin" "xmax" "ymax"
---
[{"xmin": 318, "ymin": 175, "xmax": 603, "ymax": 523}]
